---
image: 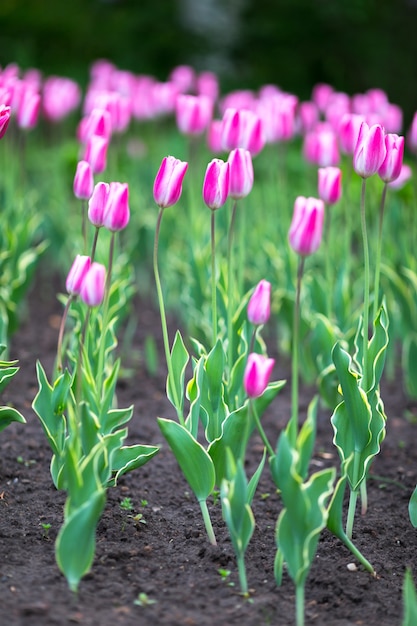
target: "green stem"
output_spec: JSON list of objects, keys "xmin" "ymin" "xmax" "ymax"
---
[
  {"xmin": 237, "ymin": 554, "xmax": 249, "ymax": 596},
  {"xmin": 227, "ymin": 199, "xmax": 238, "ymax": 374},
  {"xmin": 324, "ymin": 205, "xmax": 333, "ymax": 319},
  {"xmin": 295, "ymin": 582, "xmax": 305, "ymax": 626},
  {"xmin": 96, "ymin": 232, "xmax": 115, "ymax": 399},
  {"xmin": 211, "ymin": 209, "xmax": 217, "ymax": 347},
  {"xmin": 81, "ymin": 199, "xmax": 87, "ymax": 254},
  {"xmin": 90, "ymin": 227, "xmax": 100, "ymax": 263},
  {"xmin": 153, "ymin": 207, "xmax": 184, "ymax": 424},
  {"xmin": 360, "ymin": 479, "xmax": 368, "ymax": 516},
  {"xmin": 289, "ymin": 255, "xmax": 305, "ymax": 446},
  {"xmin": 340, "ymin": 532, "xmax": 375, "ymax": 575},
  {"xmin": 373, "ymin": 182, "xmax": 388, "ymax": 321},
  {"xmin": 346, "ymin": 488, "xmax": 358, "ymax": 541},
  {"xmin": 56, "ymin": 295, "xmax": 74, "ymax": 372},
  {"xmin": 360, "ymin": 178, "xmax": 370, "ymax": 391},
  {"xmin": 199, "ymin": 499, "xmax": 217, "ymax": 546},
  {"xmin": 249, "ymin": 399, "xmax": 275, "ymax": 458}
]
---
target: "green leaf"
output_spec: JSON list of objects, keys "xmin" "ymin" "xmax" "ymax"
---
[
  {"xmin": 166, "ymin": 331, "xmax": 189, "ymax": 415},
  {"xmin": 110, "ymin": 444, "xmax": 159, "ymax": 485},
  {"xmin": 409, "ymin": 486, "xmax": 417, "ymax": 528},
  {"xmin": 0, "ymin": 406, "xmax": 26, "ymax": 432},
  {"xmin": 55, "ymin": 490, "xmax": 106, "ymax": 593},
  {"xmin": 157, "ymin": 417, "xmax": 215, "ymax": 501},
  {"xmin": 403, "ymin": 569, "xmax": 417, "ymax": 626}
]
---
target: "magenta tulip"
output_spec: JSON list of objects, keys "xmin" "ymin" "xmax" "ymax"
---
[
  {"xmin": 408, "ymin": 111, "xmax": 417, "ymax": 154},
  {"xmin": 83, "ymin": 134, "xmax": 109, "ymax": 174},
  {"xmin": 247, "ymin": 280, "xmax": 271, "ymax": 326},
  {"xmin": 288, "ymin": 196, "xmax": 325, "ymax": 256},
  {"xmin": 244, "ymin": 353, "xmax": 275, "ymax": 398},
  {"xmin": 16, "ymin": 89, "xmax": 41, "ymax": 130},
  {"xmin": 337, "ymin": 113, "xmax": 365, "ymax": 155},
  {"xmin": 175, "ymin": 94, "xmax": 213, "ymax": 136},
  {"xmin": 65, "ymin": 255, "xmax": 91, "ymax": 296},
  {"xmin": 378, "ymin": 133, "xmax": 404, "ymax": 183},
  {"xmin": 0, "ymin": 104, "xmax": 11, "ymax": 139},
  {"xmin": 221, "ymin": 108, "xmax": 265, "ymax": 156},
  {"xmin": 202, "ymin": 158, "xmax": 230, "ymax": 210},
  {"xmin": 73, "ymin": 161, "xmax": 94, "ymax": 200},
  {"xmin": 227, "ymin": 148, "xmax": 254, "ymax": 199},
  {"xmin": 88, "ymin": 182, "xmax": 110, "ymax": 227},
  {"xmin": 353, "ymin": 121, "xmax": 386, "ymax": 178},
  {"xmin": 103, "ymin": 182, "xmax": 130, "ymax": 231},
  {"xmin": 153, "ymin": 156, "xmax": 188, "ymax": 208},
  {"xmin": 318, "ymin": 167, "xmax": 342, "ymax": 205},
  {"xmin": 80, "ymin": 262, "xmax": 106, "ymax": 307}
]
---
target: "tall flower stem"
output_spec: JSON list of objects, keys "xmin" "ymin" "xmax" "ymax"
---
[
  {"xmin": 288, "ymin": 255, "xmax": 305, "ymax": 447},
  {"xmin": 153, "ymin": 207, "xmax": 184, "ymax": 424},
  {"xmin": 360, "ymin": 179, "xmax": 370, "ymax": 391},
  {"xmin": 56, "ymin": 295, "xmax": 74, "ymax": 372},
  {"xmin": 227, "ymin": 199, "xmax": 238, "ymax": 372},
  {"xmin": 249, "ymin": 399, "xmax": 275, "ymax": 458},
  {"xmin": 373, "ymin": 182, "xmax": 388, "ymax": 321},
  {"xmin": 211, "ymin": 209, "xmax": 217, "ymax": 347},
  {"xmin": 96, "ymin": 232, "xmax": 115, "ymax": 399},
  {"xmin": 324, "ymin": 207, "xmax": 333, "ymax": 319}
]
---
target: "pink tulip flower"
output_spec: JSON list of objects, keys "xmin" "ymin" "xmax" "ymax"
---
[
  {"xmin": 66, "ymin": 255, "xmax": 91, "ymax": 296},
  {"xmin": 388, "ymin": 163, "xmax": 412, "ymax": 190},
  {"xmin": 202, "ymin": 159, "xmax": 230, "ymax": 210},
  {"xmin": 303, "ymin": 123, "xmax": 340, "ymax": 167},
  {"xmin": 353, "ymin": 121, "xmax": 386, "ymax": 178},
  {"xmin": 103, "ymin": 182, "xmax": 130, "ymax": 232},
  {"xmin": 247, "ymin": 280, "xmax": 271, "ymax": 326},
  {"xmin": 288, "ymin": 196, "xmax": 325, "ymax": 256},
  {"xmin": 378, "ymin": 134, "xmax": 404, "ymax": 183},
  {"xmin": 83, "ymin": 134, "xmax": 109, "ymax": 174},
  {"xmin": 221, "ymin": 108, "xmax": 265, "ymax": 156},
  {"xmin": 73, "ymin": 160, "xmax": 94, "ymax": 200},
  {"xmin": 244, "ymin": 353, "xmax": 275, "ymax": 398},
  {"xmin": 80, "ymin": 262, "xmax": 106, "ymax": 307},
  {"xmin": 153, "ymin": 156, "xmax": 188, "ymax": 208},
  {"xmin": 16, "ymin": 89, "xmax": 41, "ymax": 130},
  {"xmin": 337, "ymin": 113, "xmax": 365, "ymax": 155},
  {"xmin": 318, "ymin": 166, "xmax": 342, "ymax": 205},
  {"xmin": 0, "ymin": 104, "xmax": 11, "ymax": 139},
  {"xmin": 408, "ymin": 111, "xmax": 417, "ymax": 154},
  {"xmin": 227, "ymin": 148, "xmax": 254, "ymax": 199},
  {"xmin": 88, "ymin": 182, "xmax": 110, "ymax": 227},
  {"xmin": 175, "ymin": 94, "xmax": 213, "ymax": 136},
  {"xmin": 207, "ymin": 119, "xmax": 224, "ymax": 153},
  {"xmin": 298, "ymin": 101, "xmax": 319, "ymax": 134}
]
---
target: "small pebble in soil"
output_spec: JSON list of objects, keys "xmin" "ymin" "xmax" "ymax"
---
[{"xmin": 347, "ymin": 563, "xmax": 358, "ymax": 572}]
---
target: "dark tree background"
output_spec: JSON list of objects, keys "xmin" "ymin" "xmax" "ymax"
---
[{"xmin": 1, "ymin": 0, "xmax": 417, "ymax": 126}]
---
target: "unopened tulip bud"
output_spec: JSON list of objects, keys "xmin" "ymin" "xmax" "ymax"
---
[
  {"xmin": 80, "ymin": 262, "xmax": 106, "ymax": 307},
  {"xmin": 16, "ymin": 90, "xmax": 41, "ymax": 130},
  {"xmin": 73, "ymin": 160, "xmax": 94, "ymax": 200},
  {"xmin": 0, "ymin": 104, "xmax": 11, "ymax": 139},
  {"xmin": 244, "ymin": 353, "xmax": 275, "ymax": 398},
  {"xmin": 88, "ymin": 182, "xmax": 110, "ymax": 227},
  {"xmin": 337, "ymin": 113, "xmax": 365, "ymax": 155},
  {"xmin": 221, "ymin": 108, "xmax": 265, "ymax": 156},
  {"xmin": 66, "ymin": 255, "xmax": 91, "ymax": 295},
  {"xmin": 153, "ymin": 156, "xmax": 188, "ymax": 208},
  {"xmin": 288, "ymin": 196, "xmax": 325, "ymax": 256},
  {"xmin": 247, "ymin": 280, "xmax": 271, "ymax": 325},
  {"xmin": 227, "ymin": 148, "xmax": 254, "ymax": 200},
  {"xmin": 83, "ymin": 134, "xmax": 109, "ymax": 174},
  {"xmin": 103, "ymin": 182, "xmax": 130, "ymax": 231},
  {"xmin": 175, "ymin": 94, "xmax": 213, "ymax": 136},
  {"xmin": 353, "ymin": 121, "xmax": 386, "ymax": 178},
  {"xmin": 202, "ymin": 158, "xmax": 230, "ymax": 210},
  {"xmin": 318, "ymin": 167, "xmax": 342, "ymax": 205},
  {"xmin": 378, "ymin": 133, "xmax": 404, "ymax": 183}
]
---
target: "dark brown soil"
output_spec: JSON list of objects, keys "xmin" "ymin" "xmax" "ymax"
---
[{"xmin": 1, "ymin": 274, "xmax": 417, "ymax": 626}]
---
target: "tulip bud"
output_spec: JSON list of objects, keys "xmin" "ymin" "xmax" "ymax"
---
[
  {"xmin": 227, "ymin": 148, "xmax": 254, "ymax": 200},
  {"xmin": 175, "ymin": 94, "xmax": 213, "ymax": 136},
  {"xmin": 221, "ymin": 108, "xmax": 265, "ymax": 156},
  {"xmin": 318, "ymin": 167, "xmax": 342, "ymax": 205},
  {"xmin": 247, "ymin": 280, "xmax": 271, "ymax": 326},
  {"xmin": 377, "ymin": 133, "xmax": 404, "ymax": 183},
  {"xmin": 288, "ymin": 196, "xmax": 325, "ymax": 256},
  {"xmin": 103, "ymin": 182, "xmax": 130, "ymax": 232},
  {"xmin": 202, "ymin": 158, "xmax": 230, "ymax": 210},
  {"xmin": 244, "ymin": 353, "xmax": 275, "ymax": 398},
  {"xmin": 0, "ymin": 104, "xmax": 11, "ymax": 139},
  {"xmin": 80, "ymin": 262, "xmax": 106, "ymax": 307},
  {"xmin": 408, "ymin": 111, "xmax": 417, "ymax": 154},
  {"xmin": 65, "ymin": 255, "xmax": 91, "ymax": 296},
  {"xmin": 337, "ymin": 113, "xmax": 365, "ymax": 155},
  {"xmin": 353, "ymin": 121, "xmax": 386, "ymax": 178},
  {"xmin": 88, "ymin": 182, "xmax": 110, "ymax": 228},
  {"xmin": 73, "ymin": 160, "xmax": 94, "ymax": 200},
  {"xmin": 83, "ymin": 134, "xmax": 109, "ymax": 174},
  {"xmin": 153, "ymin": 156, "xmax": 188, "ymax": 208},
  {"xmin": 16, "ymin": 89, "xmax": 41, "ymax": 130}
]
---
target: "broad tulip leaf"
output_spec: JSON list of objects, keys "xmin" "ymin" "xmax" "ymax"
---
[
  {"xmin": 0, "ymin": 406, "xmax": 25, "ymax": 432},
  {"xmin": 166, "ymin": 331, "xmax": 189, "ymax": 415},
  {"xmin": 403, "ymin": 569, "xmax": 417, "ymax": 626},
  {"xmin": 158, "ymin": 417, "xmax": 215, "ymax": 501},
  {"xmin": 110, "ymin": 444, "xmax": 160, "ymax": 485}
]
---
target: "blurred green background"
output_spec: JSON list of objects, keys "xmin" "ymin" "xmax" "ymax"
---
[{"xmin": 1, "ymin": 0, "xmax": 417, "ymax": 126}]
